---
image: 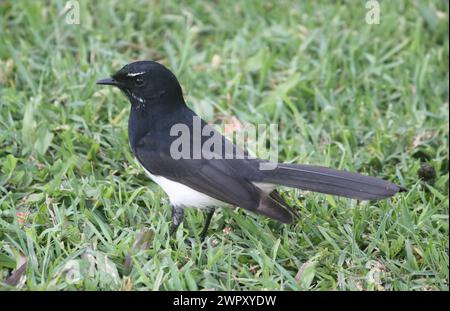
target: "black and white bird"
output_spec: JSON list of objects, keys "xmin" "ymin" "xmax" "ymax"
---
[{"xmin": 97, "ymin": 60, "xmax": 406, "ymax": 241}]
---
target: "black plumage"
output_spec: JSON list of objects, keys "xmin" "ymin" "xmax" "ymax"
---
[{"xmin": 97, "ymin": 60, "xmax": 406, "ymax": 239}]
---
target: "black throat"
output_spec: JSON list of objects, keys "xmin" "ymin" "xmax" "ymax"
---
[{"xmin": 127, "ymin": 95, "xmax": 188, "ymax": 154}]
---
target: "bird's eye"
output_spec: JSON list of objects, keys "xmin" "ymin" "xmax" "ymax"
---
[{"xmin": 135, "ymin": 77, "xmax": 144, "ymax": 87}]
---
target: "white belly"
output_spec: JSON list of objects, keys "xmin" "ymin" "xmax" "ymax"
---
[
  {"xmin": 138, "ymin": 161, "xmax": 276, "ymax": 209},
  {"xmin": 141, "ymin": 166, "xmax": 225, "ymax": 208}
]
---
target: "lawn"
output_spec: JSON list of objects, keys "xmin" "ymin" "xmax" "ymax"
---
[{"xmin": 0, "ymin": 0, "xmax": 448, "ymax": 290}]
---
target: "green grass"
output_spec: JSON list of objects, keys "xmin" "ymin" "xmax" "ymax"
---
[{"xmin": 0, "ymin": 0, "xmax": 448, "ymax": 291}]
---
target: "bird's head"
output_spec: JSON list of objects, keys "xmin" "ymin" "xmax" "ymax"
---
[{"xmin": 97, "ymin": 60, "xmax": 183, "ymax": 108}]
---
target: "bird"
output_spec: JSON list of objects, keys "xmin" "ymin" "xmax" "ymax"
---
[{"xmin": 97, "ymin": 60, "xmax": 406, "ymax": 241}]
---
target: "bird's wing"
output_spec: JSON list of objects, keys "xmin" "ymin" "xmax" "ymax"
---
[{"xmin": 134, "ymin": 132, "xmax": 262, "ymax": 211}]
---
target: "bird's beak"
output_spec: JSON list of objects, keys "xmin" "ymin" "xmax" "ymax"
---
[{"xmin": 96, "ymin": 77, "xmax": 120, "ymax": 86}]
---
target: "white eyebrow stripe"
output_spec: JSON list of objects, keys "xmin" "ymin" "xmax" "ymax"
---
[{"xmin": 127, "ymin": 71, "xmax": 146, "ymax": 77}]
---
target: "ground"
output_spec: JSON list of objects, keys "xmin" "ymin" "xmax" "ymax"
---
[{"xmin": 0, "ymin": 0, "xmax": 448, "ymax": 290}]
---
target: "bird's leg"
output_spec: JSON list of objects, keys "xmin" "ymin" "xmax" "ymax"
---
[
  {"xmin": 169, "ymin": 206, "xmax": 184, "ymax": 236},
  {"xmin": 199, "ymin": 208, "xmax": 215, "ymax": 242}
]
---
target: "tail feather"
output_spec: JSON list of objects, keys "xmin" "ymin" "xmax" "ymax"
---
[
  {"xmin": 260, "ymin": 164, "xmax": 406, "ymax": 200},
  {"xmin": 254, "ymin": 190, "xmax": 297, "ymax": 224}
]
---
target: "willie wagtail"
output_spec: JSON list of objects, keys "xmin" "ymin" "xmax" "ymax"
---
[{"xmin": 97, "ymin": 60, "xmax": 406, "ymax": 241}]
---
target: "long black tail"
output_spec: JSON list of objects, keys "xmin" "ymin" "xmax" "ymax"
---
[{"xmin": 260, "ymin": 163, "xmax": 407, "ymax": 200}]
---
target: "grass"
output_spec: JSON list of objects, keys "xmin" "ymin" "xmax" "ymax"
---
[{"xmin": 0, "ymin": 0, "xmax": 448, "ymax": 291}]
